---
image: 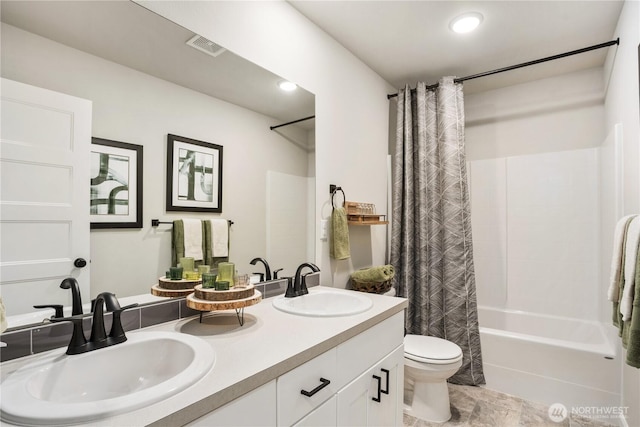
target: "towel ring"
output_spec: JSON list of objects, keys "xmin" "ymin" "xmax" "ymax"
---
[{"xmin": 331, "ymin": 187, "xmax": 346, "ymax": 209}]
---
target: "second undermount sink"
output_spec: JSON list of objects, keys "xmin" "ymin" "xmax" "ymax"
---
[
  {"xmin": 1, "ymin": 331, "xmax": 215, "ymax": 426},
  {"xmin": 272, "ymin": 287, "xmax": 373, "ymax": 317}
]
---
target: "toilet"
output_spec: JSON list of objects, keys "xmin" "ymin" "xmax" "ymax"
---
[{"xmin": 403, "ymin": 334, "xmax": 463, "ymax": 423}]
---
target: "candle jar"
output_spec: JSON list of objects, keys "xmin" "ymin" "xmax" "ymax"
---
[
  {"xmin": 217, "ymin": 262, "xmax": 235, "ymax": 287},
  {"xmin": 169, "ymin": 267, "xmax": 183, "ymax": 280},
  {"xmin": 202, "ymin": 273, "xmax": 217, "ymax": 288},
  {"xmin": 179, "ymin": 257, "xmax": 195, "ymax": 272},
  {"xmin": 215, "ymin": 280, "xmax": 230, "ymax": 291},
  {"xmin": 198, "ymin": 265, "xmax": 211, "ymax": 275}
]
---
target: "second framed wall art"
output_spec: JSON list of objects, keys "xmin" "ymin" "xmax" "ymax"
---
[{"xmin": 166, "ymin": 134, "xmax": 223, "ymax": 213}]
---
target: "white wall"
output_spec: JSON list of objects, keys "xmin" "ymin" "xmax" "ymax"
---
[
  {"xmin": 465, "ymin": 67, "xmax": 606, "ymax": 161},
  {"xmin": 602, "ymin": 1, "xmax": 640, "ymax": 425},
  {"xmin": 1, "ymin": 23, "xmax": 311, "ymax": 299},
  {"xmin": 135, "ymin": 1, "xmax": 395, "ymax": 288}
]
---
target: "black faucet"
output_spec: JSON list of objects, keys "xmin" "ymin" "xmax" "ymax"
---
[
  {"xmin": 250, "ymin": 257, "xmax": 272, "ymax": 281},
  {"xmin": 33, "ymin": 277, "xmax": 84, "ymax": 320},
  {"xmin": 60, "ymin": 277, "xmax": 83, "ymax": 316},
  {"xmin": 50, "ymin": 292, "xmax": 137, "ymax": 355},
  {"xmin": 285, "ymin": 262, "xmax": 320, "ymax": 298}
]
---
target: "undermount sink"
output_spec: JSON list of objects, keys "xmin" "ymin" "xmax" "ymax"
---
[
  {"xmin": 272, "ymin": 287, "xmax": 373, "ymax": 317},
  {"xmin": 1, "ymin": 331, "xmax": 215, "ymax": 426}
]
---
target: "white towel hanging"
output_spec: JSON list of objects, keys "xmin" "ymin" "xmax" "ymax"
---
[
  {"xmin": 621, "ymin": 216, "xmax": 640, "ymax": 321},
  {"xmin": 183, "ymin": 218, "xmax": 204, "ymax": 261},
  {"xmin": 608, "ymin": 214, "xmax": 637, "ymax": 302},
  {"xmin": 211, "ymin": 218, "xmax": 229, "ymax": 257}
]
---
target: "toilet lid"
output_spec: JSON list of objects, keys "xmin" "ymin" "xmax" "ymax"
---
[{"xmin": 404, "ymin": 335, "xmax": 463, "ymax": 362}]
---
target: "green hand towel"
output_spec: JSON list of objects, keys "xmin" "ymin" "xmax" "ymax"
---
[
  {"xmin": 624, "ymin": 245, "xmax": 640, "ymax": 368},
  {"xmin": 351, "ymin": 265, "xmax": 395, "ymax": 282},
  {"xmin": 172, "ymin": 219, "xmax": 185, "ymax": 267},
  {"xmin": 330, "ymin": 207, "xmax": 350, "ymax": 260},
  {"xmin": 173, "ymin": 219, "xmax": 228, "ymax": 268}
]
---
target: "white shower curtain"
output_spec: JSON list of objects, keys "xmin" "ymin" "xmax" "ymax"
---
[{"xmin": 391, "ymin": 78, "xmax": 485, "ymax": 386}]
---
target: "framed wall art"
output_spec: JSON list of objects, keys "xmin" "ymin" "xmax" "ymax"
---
[
  {"xmin": 166, "ymin": 134, "xmax": 223, "ymax": 213},
  {"xmin": 90, "ymin": 137, "xmax": 143, "ymax": 229}
]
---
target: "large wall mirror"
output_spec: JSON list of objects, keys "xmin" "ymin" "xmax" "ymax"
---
[{"xmin": 0, "ymin": 0, "xmax": 315, "ymax": 328}]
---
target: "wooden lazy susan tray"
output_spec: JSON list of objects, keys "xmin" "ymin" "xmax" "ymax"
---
[
  {"xmin": 151, "ymin": 276, "xmax": 201, "ymax": 298},
  {"xmin": 186, "ymin": 284, "xmax": 261, "ymax": 311}
]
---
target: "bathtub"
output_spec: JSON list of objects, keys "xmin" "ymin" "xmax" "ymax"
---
[{"xmin": 477, "ymin": 306, "xmax": 621, "ymax": 417}]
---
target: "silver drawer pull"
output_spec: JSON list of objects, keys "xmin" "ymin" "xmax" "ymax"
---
[{"xmin": 301, "ymin": 378, "xmax": 331, "ymax": 397}]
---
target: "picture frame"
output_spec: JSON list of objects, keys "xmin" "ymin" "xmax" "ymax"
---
[
  {"xmin": 90, "ymin": 137, "xmax": 143, "ymax": 229},
  {"xmin": 166, "ymin": 134, "xmax": 223, "ymax": 213}
]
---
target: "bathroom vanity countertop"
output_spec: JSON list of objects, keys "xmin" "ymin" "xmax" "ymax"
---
[{"xmin": 0, "ymin": 286, "xmax": 407, "ymax": 427}]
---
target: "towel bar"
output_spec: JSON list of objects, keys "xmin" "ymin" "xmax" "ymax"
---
[
  {"xmin": 151, "ymin": 219, "xmax": 234, "ymax": 227},
  {"xmin": 330, "ymin": 185, "xmax": 346, "ymax": 209}
]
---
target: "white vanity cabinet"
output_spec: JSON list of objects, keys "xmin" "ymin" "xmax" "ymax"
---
[
  {"xmin": 279, "ymin": 311, "xmax": 404, "ymax": 427},
  {"xmin": 183, "ymin": 310, "xmax": 404, "ymax": 427}
]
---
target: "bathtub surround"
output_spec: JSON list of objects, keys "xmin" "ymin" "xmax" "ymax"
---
[
  {"xmin": 391, "ymin": 79, "xmax": 484, "ymax": 386},
  {"xmin": 478, "ymin": 306, "xmax": 618, "ymax": 411}
]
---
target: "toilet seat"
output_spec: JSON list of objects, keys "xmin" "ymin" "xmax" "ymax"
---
[{"xmin": 404, "ymin": 335, "xmax": 463, "ymax": 365}]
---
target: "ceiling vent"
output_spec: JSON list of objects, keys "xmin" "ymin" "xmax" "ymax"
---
[{"xmin": 186, "ymin": 35, "xmax": 226, "ymax": 58}]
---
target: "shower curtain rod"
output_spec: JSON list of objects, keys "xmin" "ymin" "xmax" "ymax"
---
[
  {"xmin": 386, "ymin": 38, "xmax": 620, "ymax": 99},
  {"xmin": 270, "ymin": 115, "xmax": 316, "ymax": 130}
]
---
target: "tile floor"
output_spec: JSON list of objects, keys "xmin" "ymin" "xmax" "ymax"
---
[{"xmin": 403, "ymin": 383, "xmax": 617, "ymax": 427}]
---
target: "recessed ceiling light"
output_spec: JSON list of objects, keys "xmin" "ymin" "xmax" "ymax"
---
[
  {"xmin": 278, "ymin": 81, "xmax": 298, "ymax": 92},
  {"xmin": 450, "ymin": 12, "xmax": 483, "ymax": 34}
]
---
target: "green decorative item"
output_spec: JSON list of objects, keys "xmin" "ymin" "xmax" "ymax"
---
[
  {"xmin": 169, "ymin": 267, "xmax": 183, "ymax": 280},
  {"xmin": 179, "ymin": 257, "xmax": 195, "ymax": 272},
  {"xmin": 217, "ymin": 262, "xmax": 235, "ymax": 287},
  {"xmin": 202, "ymin": 273, "xmax": 217, "ymax": 288},
  {"xmin": 215, "ymin": 280, "xmax": 229, "ymax": 291}
]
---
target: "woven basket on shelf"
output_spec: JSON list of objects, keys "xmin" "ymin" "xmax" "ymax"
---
[{"xmin": 351, "ymin": 279, "xmax": 393, "ymax": 294}]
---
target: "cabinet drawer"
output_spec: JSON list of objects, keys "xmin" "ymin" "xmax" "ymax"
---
[
  {"xmin": 277, "ymin": 348, "xmax": 338, "ymax": 426},
  {"xmin": 335, "ymin": 311, "xmax": 404, "ymax": 390}
]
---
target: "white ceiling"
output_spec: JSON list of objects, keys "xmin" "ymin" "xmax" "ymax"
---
[
  {"xmin": 289, "ymin": 0, "xmax": 625, "ymax": 94},
  {"xmin": 0, "ymin": 0, "xmax": 315, "ymax": 130},
  {"xmin": 1, "ymin": 1, "xmax": 625, "ymax": 120}
]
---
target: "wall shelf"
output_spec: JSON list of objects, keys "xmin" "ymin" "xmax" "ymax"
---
[
  {"xmin": 345, "ymin": 201, "xmax": 388, "ymax": 225},
  {"xmin": 347, "ymin": 214, "xmax": 388, "ymax": 226}
]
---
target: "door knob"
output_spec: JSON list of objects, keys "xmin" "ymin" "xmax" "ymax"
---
[{"xmin": 74, "ymin": 258, "xmax": 87, "ymax": 268}]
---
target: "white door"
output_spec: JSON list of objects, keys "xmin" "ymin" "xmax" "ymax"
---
[{"xmin": 0, "ymin": 78, "xmax": 91, "ymax": 317}]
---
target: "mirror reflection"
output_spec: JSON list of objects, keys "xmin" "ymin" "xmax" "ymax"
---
[{"xmin": 0, "ymin": 0, "xmax": 316, "ymax": 328}]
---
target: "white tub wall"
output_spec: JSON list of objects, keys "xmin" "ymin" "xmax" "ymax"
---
[
  {"xmin": 466, "ymin": 68, "xmax": 605, "ymax": 321},
  {"xmin": 603, "ymin": 1, "xmax": 640, "ymax": 426}
]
